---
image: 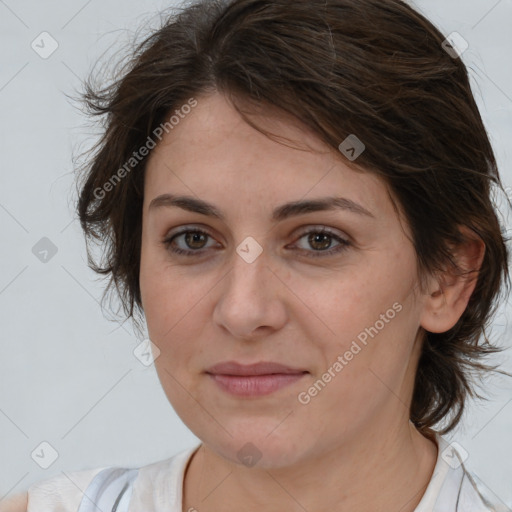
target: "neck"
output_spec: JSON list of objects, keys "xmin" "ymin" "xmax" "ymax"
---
[{"xmin": 182, "ymin": 420, "xmax": 438, "ymax": 512}]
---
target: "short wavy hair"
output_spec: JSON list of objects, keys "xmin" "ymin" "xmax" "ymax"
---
[{"xmin": 76, "ymin": 0, "xmax": 511, "ymax": 435}]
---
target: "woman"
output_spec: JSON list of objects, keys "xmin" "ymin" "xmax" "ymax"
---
[{"xmin": 5, "ymin": 0, "xmax": 511, "ymax": 510}]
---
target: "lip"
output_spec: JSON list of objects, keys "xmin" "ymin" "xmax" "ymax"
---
[
  {"xmin": 206, "ymin": 361, "xmax": 308, "ymax": 376},
  {"xmin": 205, "ymin": 361, "xmax": 309, "ymax": 397}
]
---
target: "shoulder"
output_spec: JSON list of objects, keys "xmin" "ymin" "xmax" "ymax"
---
[
  {"xmin": 24, "ymin": 466, "xmax": 107, "ymax": 512},
  {"xmin": 431, "ymin": 435, "xmax": 510, "ymax": 511},
  {"xmin": 129, "ymin": 444, "xmax": 201, "ymax": 510},
  {"xmin": 15, "ymin": 445, "xmax": 200, "ymax": 512},
  {"xmin": 458, "ymin": 469, "xmax": 511, "ymax": 512},
  {"xmin": 0, "ymin": 492, "xmax": 28, "ymax": 512},
  {"xmin": 415, "ymin": 435, "xmax": 511, "ymax": 512}
]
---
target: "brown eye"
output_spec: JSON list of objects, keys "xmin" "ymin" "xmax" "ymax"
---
[
  {"xmin": 308, "ymin": 232, "xmax": 333, "ymax": 251},
  {"xmin": 291, "ymin": 228, "xmax": 351, "ymax": 258},
  {"xmin": 184, "ymin": 231, "xmax": 208, "ymax": 249},
  {"xmin": 163, "ymin": 229, "xmax": 219, "ymax": 256}
]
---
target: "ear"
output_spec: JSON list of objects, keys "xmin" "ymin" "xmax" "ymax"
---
[{"xmin": 420, "ymin": 226, "xmax": 485, "ymax": 334}]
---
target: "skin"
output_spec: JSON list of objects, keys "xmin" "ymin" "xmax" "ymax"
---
[
  {"xmin": 0, "ymin": 493, "xmax": 27, "ymax": 512},
  {"xmin": 139, "ymin": 92, "xmax": 485, "ymax": 512}
]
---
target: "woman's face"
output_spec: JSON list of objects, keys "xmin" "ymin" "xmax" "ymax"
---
[{"xmin": 140, "ymin": 92, "xmax": 430, "ymax": 468}]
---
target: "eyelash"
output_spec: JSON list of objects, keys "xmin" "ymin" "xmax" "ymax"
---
[{"xmin": 162, "ymin": 227, "xmax": 351, "ymax": 258}]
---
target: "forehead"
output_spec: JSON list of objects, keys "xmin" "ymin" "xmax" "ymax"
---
[{"xmin": 143, "ymin": 92, "xmax": 397, "ymax": 222}]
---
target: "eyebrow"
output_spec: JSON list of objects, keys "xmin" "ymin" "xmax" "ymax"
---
[{"xmin": 148, "ymin": 194, "xmax": 375, "ymax": 221}]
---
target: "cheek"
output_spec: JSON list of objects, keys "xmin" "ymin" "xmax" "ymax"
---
[
  {"xmin": 141, "ymin": 267, "xmax": 206, "ymax": 406},
  {"xmin": 303, "ymin": 248, "xmax": 419, "ymax": 368},
  {"xmin": 140, "ymin": 244, "xmax": 194, "ymax": 336},
  {"xmin": 143, "ymin": 277, "xmax": 202, "ymax": 347},
  {"xmin": 140, "ymin": 262, "xmax": 211, "ymax": 381}
]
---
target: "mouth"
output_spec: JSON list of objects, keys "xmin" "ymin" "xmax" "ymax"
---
[{"xmin": 205, "ymin": 361, "xmax": 309, "ymax": 397}]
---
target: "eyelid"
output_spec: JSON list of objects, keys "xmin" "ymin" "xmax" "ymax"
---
[
  {"xmin": 163, "ymin": 224, "xmax": 221, "ymax": 244},
  {"xmin": 287, "ymin": 226, "xmax": 351, "ymax": 257},
  {"xmin": 292, "ymin": 224, "xmax": 349, "ymax": 241},
  {"xmin": 164, "ymin": 223, "xmax": 349, "ymax": 242},
  {"xmin": 162, "ymin": 226, "xmax": 221, "ymax": 251}
]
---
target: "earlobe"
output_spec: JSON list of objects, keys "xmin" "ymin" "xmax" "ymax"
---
[{"xmin": 420, "ymin": 226, "xmax": 485, "ymax": 334}]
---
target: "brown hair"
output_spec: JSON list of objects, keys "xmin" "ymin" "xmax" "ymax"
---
[{"xmin": 75, "ymin": 0, "xmax": 511, "ymax": 435}]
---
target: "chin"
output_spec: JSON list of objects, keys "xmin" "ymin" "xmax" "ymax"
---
[{"xmin": 198, "ymin": 419, "xmax": 310, "ymax": 470}]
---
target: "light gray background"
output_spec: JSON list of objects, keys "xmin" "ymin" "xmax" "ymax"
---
[{"xmin": 1, "ymin": 0, "xmax": 511, "ymax": 506}]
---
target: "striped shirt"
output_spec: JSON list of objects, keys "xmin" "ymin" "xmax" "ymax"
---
[{"xmin": 25, "ymin": 435, "xmax": 510, "ymax": 511}]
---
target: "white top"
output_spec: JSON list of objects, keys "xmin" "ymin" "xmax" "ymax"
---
[{"xmin": 26, "ymin": 435, "xmax": 510, "ymax": 511}]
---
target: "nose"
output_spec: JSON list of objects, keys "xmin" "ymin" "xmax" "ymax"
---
[{"xmin": 212, "ymin": 242, "xmax": 288, "ymax": 341}]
